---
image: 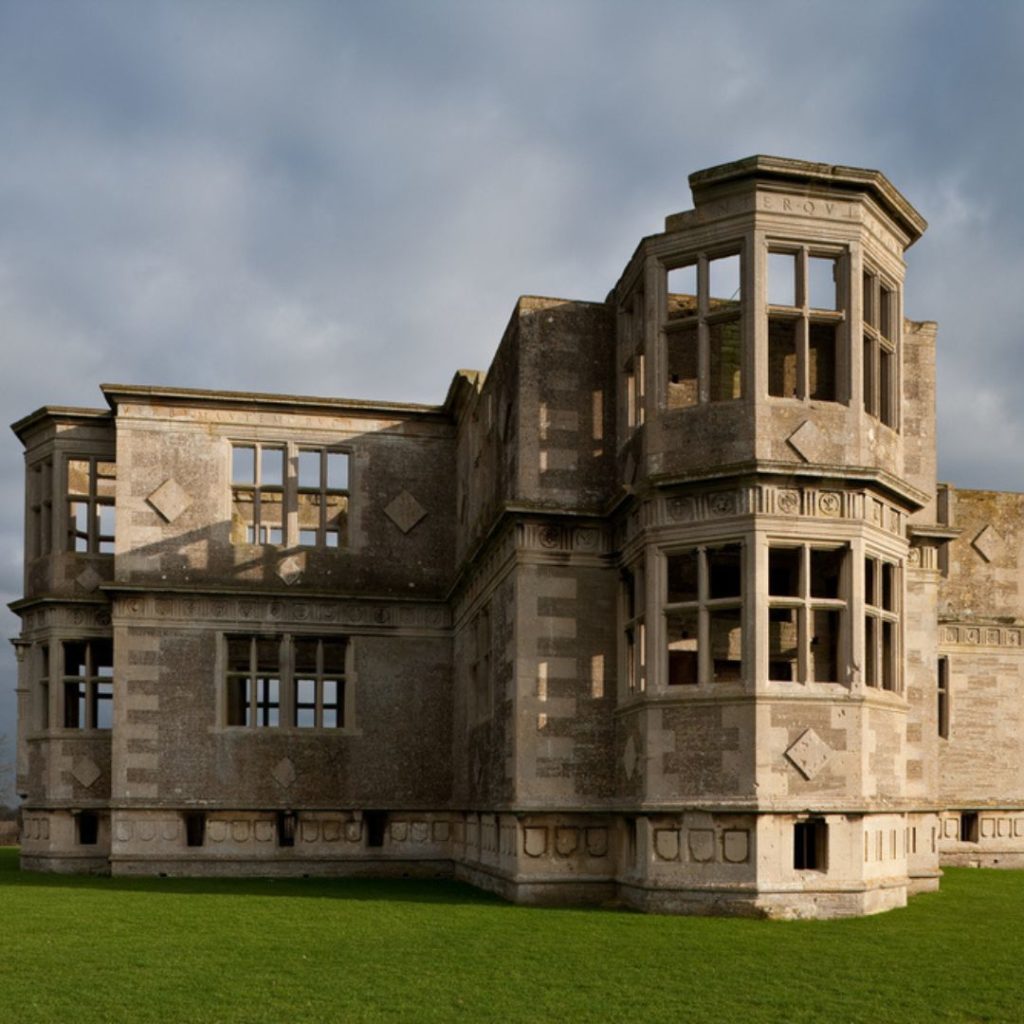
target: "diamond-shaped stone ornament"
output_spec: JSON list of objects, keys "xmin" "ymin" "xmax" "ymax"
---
[
  {"xmin": 277, "ymin": 556, "xmax": 305, "ymax": 586},
  {"xmin": 972, "ymin": 525, "xmax": 1004, "ymax": 564},
  {"xmin": 785, "ymin": 728, "xmax": 833, "ymax": 780},
  {"xmin": 385, "ymin": 490, "xmax": 428, "ymax": 534},
  {"xmin": 76, "ymin": 566, "xmax": 103, "ymax": 592},
  {"xmin": 72, "ymin": 757, "xmax": 101, "ymax": 788},
  {"xmin": 787, "ymin": 420, "xmax": 827, "ymax": 463},
  {"xmin": 147, "ymin": 479, "xmax": 192, "ymax": 523}
]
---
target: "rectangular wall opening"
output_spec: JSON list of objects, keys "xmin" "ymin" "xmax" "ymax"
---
[
  {"xmin": 277, "ymin": 811, "xmax": 297, "ymax": 848},
  {"xmin": 365, "ymin": 810, "xmax": 388, "ymax": 848},
  {"xmin": 938, "ymin": 656, "xmax": 950, "ymax": 739},
  {"xmin": 77, "ymin": 811, "xmax": 99, "ymax": 846},
  {"xmin": 794, "ymin": 819, "xmax": 827, "ymax": 870},
  {"xmin": 960, "ymin": 812, "xmax": 979, "ymax": 843},
  {"xmin": 185, "ymin": 812, "xmax": 206, "ymax": 848}
]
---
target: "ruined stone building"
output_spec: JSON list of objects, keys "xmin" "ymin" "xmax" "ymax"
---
[{"xmin": 10, "ymin": 157, "xmax": 1024, "ymax": 918}]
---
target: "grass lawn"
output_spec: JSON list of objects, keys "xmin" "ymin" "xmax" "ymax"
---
[{"xmin": 0, "ymin": 850, "xmax": 1021, "ymax": 1023}]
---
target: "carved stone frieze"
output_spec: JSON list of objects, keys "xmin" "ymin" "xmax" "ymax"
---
[
  {"xmin": 108, "ymin": 593, "xmax": 450, "ymax": 631},
  {"xmin": 941, "ymin": 623, "xmax": 1022, "ymax": 649}
]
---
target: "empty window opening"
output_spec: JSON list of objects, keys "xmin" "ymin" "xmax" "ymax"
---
[
  {"xmin": 62, "ymin": 639, "xmax": 113, "ymax": 730},
  {"xmin": 365, "ymin": 811, "xmax": 388, "ymax": 848},
  {"xmin": 960, "ymin": 812, "xmax": 979, "ymax": 843},
  {"xmin": 469, "ymin": 607, "xmax": 492, "ymax": 721},
  {"xmin": 185, "ymin": 812, "xmax": 206, "ymax": 848},
  {"xmin": 294, "ymin": 637, "xmax": 347, "ymax": 728},
  {"xmin": 230, "ymin": 443, "xmax": 349, "ymax": 548},
  {"xmin": 862, "ymin": 267, "xmax": 898, "ymax": 428},
  {"xmin": 794, "ymin": 819, "xmax": 827, "ymax": 871},
  {"xmin": 66, "ymin": 456, "xmax": 116, "ymax": 554},
  {"xmin": 77, "ymin": 811, "xmax": 99, "ymax": 846},
  {"xmin": 768, "ymin": 318, "xmax": 798, "ymax": 398},
  {"xmin": 666, "ymin": 544, "xmax": 743, "ymax": 686},
  {"xmin": 230, "ymin": 443, "xmax": 284, "ymax": 545},
  {"xmin": 624, "ymin": 816, "xmax": 638, "ymax": 867},
  {"xmin": 622, "ymin": 564, "xmax": 646, "ymax": 695},
  {"xmin": 621, "ymin": 289, "xmax": 645, "ymax": 433},
  {"xmin": 938, "ymin": 656, "xmax": 950, "ymax": 739},
  {"xmin": 864, "ymin": 555, "xmax": 900, "ymax": 692},
  {"xmin": 664, "ymin": 251, "xmax": 743, "ymax": 407},
  {"xmin": 768, "ymin": 545, "xmax": 848, "ymax": 684},
  {"xmin": 29, "ymin": 458, "xmax": 54, "ymax": 558},
  {"xmin": 808, "ymin": 256, "xmax": 838, "ymax": 311},
  {"xmin": 667, "ymin": 324, "xmax": 698, "ymax": 409},
  {"xmin": 298, "ymin": 449, "xmax": 349, "ymax": 548},
  {"xmin": 226, "ymin": 636, "xmax": 281, "ymax": 727},
  {"xmin": 767, "ymin": 247, "xmax": 843, "ymax": 403},
  {"xmin": 39, "ymin": 644, "xmax": 50, "ymax": 730},
  {"xmin": 277, "ymin": 811, "xmax": 297, "ymax": 848}
]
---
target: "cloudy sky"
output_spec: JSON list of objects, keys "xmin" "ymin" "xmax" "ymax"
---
[{"xmin": 1, "ymin": 0, "xmax": 1022, "ymax": 778}]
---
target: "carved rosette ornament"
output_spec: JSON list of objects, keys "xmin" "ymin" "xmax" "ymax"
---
[
  {"xmin": 777, "ymin": 489, "xmax": 800, "ymax": 515},
  {"xmin": 818, "ymin": 492, "xmax": 841, "ymax": 517}
]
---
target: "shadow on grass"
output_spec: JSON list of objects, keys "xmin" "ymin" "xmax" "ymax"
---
[{"xmin": 0, "ymin": 847, "xmax": 519, "ymax": 908}]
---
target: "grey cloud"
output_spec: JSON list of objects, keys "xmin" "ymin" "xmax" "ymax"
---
[{"xmin": 2, "ymin": 0, "xmax": 1024, "ymax": 747}]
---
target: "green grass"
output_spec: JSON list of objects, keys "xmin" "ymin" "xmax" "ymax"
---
[{"xmin": 0, "ymin": 850, "xmax": 1021, "ymax": 1023}]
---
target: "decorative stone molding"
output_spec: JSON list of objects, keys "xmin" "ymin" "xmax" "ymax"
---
[
  {"xmin": 76, "ymin": 566, "xmax": 104, "ymax": 593},
  {"xmin": 517, "ymin": 522, "xmax": 612, "ymax": 557},
  {"xmin": 786, "ymin": 728, "xmax": 833, "ymax": 780},
  {"xmin": 272, "ymin": 757, "xmax": 296, "ymax": 788},
  {"xmin": 656, "ymin": 486, "xmax": 902, "ymax": 533},
  {"xmin": 147, "ymin": 479, "xmax": 192, "ymax": 523},
  {"xmin": 787, "ymin": 420, "xmax": 828, "ymax": 463},
  {"xmin": 109, "ymin": 593, "xmax": 450, "ymax": 631},
  {"xmin": 71, "ymin": 757, "xmax": 101, "ymax": 788},
  {"xmin": 940, "ymin": 623, "xmax": 1022, "ymax": 649},
  {"xmin": 384, "ymin": 490, "xmax": 428, "ymax": 534},
  {"xmin": 972, "ymin": 525, "xmax": 1004, "ymax": 564}
]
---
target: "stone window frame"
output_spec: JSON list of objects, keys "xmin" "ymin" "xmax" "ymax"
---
[
  {"xmin": 663, "ymin": 245, "xmax": 745, "ymax": 410},
  {"xmin": 230, "ymin": 442, "xmax": 350, "ymax": 549},
  {"xmin": 663, "ymin": 542, "xmax": 745, "ymax": 688},
  {"xmin": 65, "ymin": 455, "xmax": 116, "ymax": 555},
  {"xmin": 61, "ymin": 638, "xmax": 113, "ymax": 730},
  {"xmin": 766, "ymin": 243, "xmax": 848, "ymax": 403},
  {"xmin": 862, "ymin": 265, "xmax": 900, "ymax": 429},
  {"xmin": 293, "ymin": 637, "xmax": 347, "ymax": 728},
  {"xmin": 864, "ymin": 552, "xmax": 902, "ymax": 693},
  {"xmin": 619, "ymin": 287, "xmax": 646, "ymax": 435},
  {"xmin": 37, "ymin": 642, "xmax": 50, "ymax": 731},
  {"xmin": 296, "ymin": 447, "xmax": 350, "ymax": 548},
  {"xmin": 222, "ymin": 632, "xmax": 355, "ymax": 731},
  {"xmin": 794, "ymin": 817, "xmax": 828, "ymax": 871},
  {"xmin": 767, "ymin": 542, "xmax": 851, "ymax": 686},
  {"xmin": 620, "ymin": 560, "xmax": 646, "ymax": 697},
  {"xmin": 28, "ymin": 457, "xmax": 54, "ymax": 559},
  {"xmin": 469, "ymin": 604, "xmax": 492, "ymax": 723},
  {"xmin": 937, "ymin": 655, "xmax": 951, "ymax": 739},
  {"xmin": 230, "ymin": 443, "xmax": 285, "ymax": 545}
]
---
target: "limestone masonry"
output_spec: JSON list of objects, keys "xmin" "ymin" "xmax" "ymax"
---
[{"xmin": 10, "ymin": 157, "xmax": 1024, "ymax": 918}]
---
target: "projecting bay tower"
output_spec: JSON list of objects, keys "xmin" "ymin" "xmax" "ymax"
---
[{"xmin": 609, "ymin": 157, "xmax": 941, "ymax": 915}]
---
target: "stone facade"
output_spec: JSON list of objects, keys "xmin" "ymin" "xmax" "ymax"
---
[{"xmin": 9, "ymin": 156, "xmax": 1023, "ymax": 917}]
